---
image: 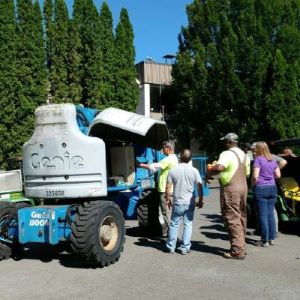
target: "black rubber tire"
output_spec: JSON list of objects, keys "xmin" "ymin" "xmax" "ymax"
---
[
  {"xmin": 137, "ymin": 189, "xmax": 162, "ymax": 235},
  {"xmin": 70, "ymin": 201, "xmax": 125, "ymax": 267},
  {"xmin": 0, "ymin": 243, "xmax": 11, "ymax": 260},
  {"xmin": 0, "ymin": 201, "xmax": 31, "ymax": 260}
]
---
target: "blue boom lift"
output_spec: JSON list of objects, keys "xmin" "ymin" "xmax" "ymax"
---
[
  {"xmin": 0, "ymin": 103, "xmax": 208, "ymax": 267},
  {"xmin": 0, "ymin": 104, "xmax": 169, "ymax": 266}
]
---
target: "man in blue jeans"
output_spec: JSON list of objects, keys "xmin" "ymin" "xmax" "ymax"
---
[{"xmin": 165, "ymin": 149, "xmax": 203, "ymax": 254}]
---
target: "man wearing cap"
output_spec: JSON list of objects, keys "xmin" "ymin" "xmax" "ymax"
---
[
  {"xmin": 137, "ymin": 140, "xmax": 178, "ymax": 236},
  {"xmin": 207, "ymin": 133, "xmax": 250, "ymax": 259}
]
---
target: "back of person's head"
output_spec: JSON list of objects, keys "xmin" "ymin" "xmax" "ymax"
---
[
  {"xmin": 256, "ymin": 141, "xmax": 272, "ymax": 161},
  {"xmin": 163, "ymin": 140, "xmax": 175, "ymax": 152},
  {"xmin": 180, "ymin": 149, "xmax": 192, "ymax": 163}
]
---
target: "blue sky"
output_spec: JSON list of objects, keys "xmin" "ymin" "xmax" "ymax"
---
[{"xmin": 47, "ymin": 0, "xmax": 192, "ymax": 63}]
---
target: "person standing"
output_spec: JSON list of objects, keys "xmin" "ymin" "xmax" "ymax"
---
[
  {"xmin": 206, "ymin": 133, "xmax": 250, "ymax": 259},
  {"xmin": 251, "ymin": 142, "xmax": 281, "ymax": 247},
  {"xmin": 137, "ymin": 140, "xmax": 178, "ymax": 236},
  {"xmin": 251, "ymin": 142, "xmax": 287, "ymax": 169},
  {"xmin": 251, "ymin": 142, "xmax": 286, "ymax": 235},
  {"xmin": 165, "ymin": 149, "xmax": 203, "ymax": 254}
]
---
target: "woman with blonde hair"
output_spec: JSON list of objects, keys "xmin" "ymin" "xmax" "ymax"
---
[{"xmin": 252, "ymin": 142, "xmax": 281, "ymax": 247}]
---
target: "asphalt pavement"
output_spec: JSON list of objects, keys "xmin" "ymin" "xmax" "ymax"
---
[{"xmin": 1, "ymin": 181, "xmax": 300, "ymax": 300}]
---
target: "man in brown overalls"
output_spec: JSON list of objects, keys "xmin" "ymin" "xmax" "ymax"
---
[{"xmin": 207, "ymin": 133, "xmax": 250, "ymax": 259}]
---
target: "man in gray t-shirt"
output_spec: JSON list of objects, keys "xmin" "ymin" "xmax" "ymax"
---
[{"xmin": 165, "ymin": 149, "xmax": 203, "ymax": 254}]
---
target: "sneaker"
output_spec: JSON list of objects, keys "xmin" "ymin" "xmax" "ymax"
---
[
  {"xmin": 223, "ymin": 252, "xmax": 245, "ymax": 260},
  {"xmin": 164, "ymin": 247, "xmax": 175, "ymax": 254},
  {"xmin": 180, "ymin": 249, "xmax": 191, "ymax": 255},
  {"xmin": 255, "ymin": 240, "xmax": 269, "ymax": 247},
  {"xmin": 269, "ymin": 240, "xmax": 275, "ymax": 245},
  {"xmin": 176, "ymin": 246, "xmax": 190, "ymax": 255}
]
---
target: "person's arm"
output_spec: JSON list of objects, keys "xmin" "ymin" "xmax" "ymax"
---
[
  {"xmin": 205, "ymin": 164, "xmax": 225, "ymax": 181},
  {"xmin": 165, "ymin": 182, "xmax": 172, "ymax": 209},
  {"xmin": 196, "ymin": 182, "xmax": 203, "ymax": 208},
  {"xmin": 138, "ymin": 156, "xmax": 171, "ymax": 172},
  {"xmin": 194, "ymin": 169, "xmax": 203, "ymax": 208},
  {"xmin": 278, "ymin": 159, "xmax": 287, "ymax": 169},
  {"xmin": 137, "ymin": 162, "xmax": 161, "ymax": 172},
  {"xmin": 206, "ymin": 151, "xmax": 228, "ymax": 181},
  {"xmin": 137, "ymin": 162, "xmax": 150, "ymax": 169},
  {"xmin": 272, "ymin": 154, "xmax": 287, "ymax": 170},
  {"xmin": 245, "ymin": 156, "xmax": 251, "ymax": 177},
  {"xmin": 274, "ymin": 167, "xmax": 281, "ymax": 179},
  {"xmin": 251, "ymin": 167, "xmax": 260, "ymax": 187}
]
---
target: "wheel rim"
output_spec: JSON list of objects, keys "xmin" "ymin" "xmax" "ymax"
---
[{"xmin": 99, "ymin": 215, "xmax": 118, "ymax": 251}]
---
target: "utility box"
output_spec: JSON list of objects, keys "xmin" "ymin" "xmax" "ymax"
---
[{"xmin": 110, "ymin": 146, "xmax": 135, "ymax": 185}]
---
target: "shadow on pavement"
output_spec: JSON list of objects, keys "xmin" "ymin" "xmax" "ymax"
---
[
  {"xmin": 201, "ymin": 213, "xmax": 223, "ymax": 223},
  {"xmin": 9, "ymin": 244, "xmax": 99, "ymax": 269},
  {"xmin": 134, "ymin": 238, "xmax": 227, "ymax": 257},
  {"xmin": 191, "ymin": 241, "xmax": 228, "ymax": 256},
  {"xmin": 126, "ymin": 226, "xmax": 165, "ymax": 242},
  {"xmin": 134, "ymin": 238, "xmax": 166, "ymax": 252},
  {"xmin": 200, "ymin": 224, "xmax": 227, "ymax": 232},
  {"xmin": 201, "ymin": 231, "xmax": 229, "ymax": 241}
]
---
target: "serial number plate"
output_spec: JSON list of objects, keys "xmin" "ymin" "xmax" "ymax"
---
[{"xmin": 46, "ymin": 190, "xmax": 65, "ymax": 197}]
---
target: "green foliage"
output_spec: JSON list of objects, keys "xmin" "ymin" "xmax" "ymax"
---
[
  {"xmin": 0, "ymin": 0, "xmax": 18, "ymax": 169},
  {"xmin": 114, "ymin": 8, "xmax": 139, "ymax": 111},
  {"xmin": 266, "ymin": 50, "xmax": 300, "ymax": 137},
  {"xmin": 12, "ymin": 0, "xmax": 47, "ymax": 162},
  {"xmin": 66, "ymin": 18, "xmax": 82, "ymax": 104},
  {"xmin": 43, "ymin": 0, "xmax": 54, "ymax": 72},
  {"xmin": 172, "ymin": 0, "xmax": 300, "ymax": 156},
  {"xmin": 0, "ymin": 1, "xmax": 139, "ymax": 169},
  {"xmin": 48, "ymin": 0, "xmax": 69, "ymax": 103},
  {"xmin": 73, "ymin": 0, "xmax": 103, "ymax": 107},
  {"xmin": 99, "ymin": 1, "xmax": 116, "ymax": 108}
]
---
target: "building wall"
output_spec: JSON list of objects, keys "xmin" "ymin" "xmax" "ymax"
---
[{"xmin": 136, "ymin": 61, "xmax": 172, "ymax": 85}]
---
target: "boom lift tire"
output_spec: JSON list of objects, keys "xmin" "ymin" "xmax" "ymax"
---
[
  {"xmin": 0, "ymin": 201, "xmax": 31, "ymax": 260},
  {"xmin": 137, "ymin": 189, "xmax": 162, "ymax": 236},
  {"xmin": 70, "ymin": 201, "xmax": 125, "ymax": 267}
]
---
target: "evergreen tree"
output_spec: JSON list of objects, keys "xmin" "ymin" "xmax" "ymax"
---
[
  {"xmin": 266, "ymin": 50, "xmax": 300, "ymax": 138},
  {"xmin": 67, "ymin": 18, "xmax": 82, "ymax": 104},
  {"xmin": 43, "ymin": 0, "xmax": 54, "ymax": 103},
  {"xmin": 43, "ymin": 0, "xmax": 54, "ymax": 71},
  {"xmin": 172, "ymin": 0, "xmax": 300, "ymax": 155},
  {"xmin": 0, "ymin": 0, "xmax": 18, "ymax": 168},
  {"xmin": 114, "ymin": 8, "xmax": 139, "ymax": 111},
  {"xmin": 99, "ymin": 1, "xmax": 116, "ymax": 108},
  {"xmin": 12, "ymin": 0, "xmax": 47, "ymax": 158},
  {"xmin": 50, "ymin": 0, "xmax": 69, "ymax": 103},
  {"xmin": 73, "ymin": 0, "xmax": 103, "ymax": 107}
]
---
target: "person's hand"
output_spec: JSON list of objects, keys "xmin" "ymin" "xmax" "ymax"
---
[
  {"xmin": 166, "ymin": 198, "xmax": 172, "ymax": 209},
  {"xmin": 205, "ymin": 175, "xmax": 213, "ymax": 184},
  {"xmin": 135, "ymin": 160, "xmax": 141, "ymax": 167},
  {"xmin": 196, "ymin": 200, "xmax": 203, "ymax": 208}
]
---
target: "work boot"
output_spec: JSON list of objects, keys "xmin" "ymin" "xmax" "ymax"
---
[{"xmin": 223, "ymin": 252, "xmax": 245, "ymax": 260}]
